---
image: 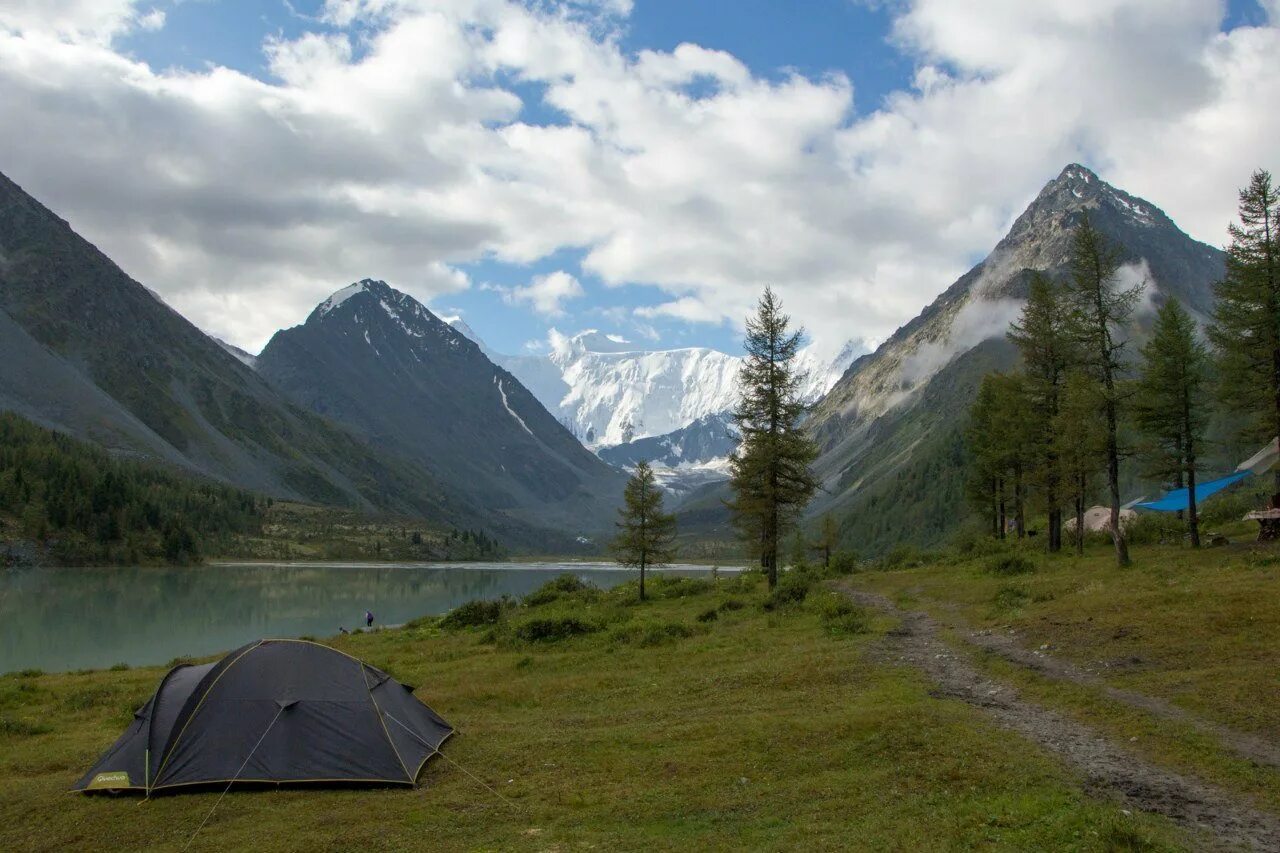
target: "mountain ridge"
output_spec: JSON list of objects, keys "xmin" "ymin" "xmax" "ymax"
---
[
  {"xmin": 256, "ymin": 279, "xmax": 627, "ymax": 538},
  {"xmin": 803, "ymin": 163, "xmax": 1226, "ymax": 554},
  {"xmin": 0, "ymin": 170, "xmax": 458, "ymax": 522}
]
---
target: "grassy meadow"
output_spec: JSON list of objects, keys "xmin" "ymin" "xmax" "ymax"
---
[{"xmin": 5, "ymin": 535, "xmax": 1277, "ymax": 851}]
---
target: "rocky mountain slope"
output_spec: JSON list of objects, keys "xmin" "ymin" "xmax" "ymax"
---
[
  {"xmin": 0, "ymin": 171, "xmax": 454, "ymax": 521},
  {"xmin": 805, "ymin": 164, "xmax": 1225, "ymax": 555},
  {"xmin": 257, "ymin": 280, "xmax": 626, "ymax": 535}
]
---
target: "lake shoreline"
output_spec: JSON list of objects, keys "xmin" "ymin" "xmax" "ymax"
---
[{"xmin": 1, "ymin": 562, "xmax": 745, "ymax": 675}]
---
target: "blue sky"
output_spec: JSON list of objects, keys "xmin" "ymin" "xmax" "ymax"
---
[{"xmin": 5, "ymin": 0, "xmax": 1276, "ymax": 357}]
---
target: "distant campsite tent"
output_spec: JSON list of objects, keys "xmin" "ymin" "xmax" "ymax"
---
[
  {"xmin": 1063, "ymin": 506, "xmax": 1137, "ymax": 534},
  {"xmin": 73, "ymin": 639, "xmax": 453, "ymax": 795}
]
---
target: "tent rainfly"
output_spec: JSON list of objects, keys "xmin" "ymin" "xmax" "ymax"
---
[{"xmin": 73, "ymin": 639, "xmax": 453, "ymax": 794}]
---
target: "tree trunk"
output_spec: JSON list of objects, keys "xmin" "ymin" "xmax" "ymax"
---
[
  {"xmin": 1173, "ymin": 433, "xmax": 1185, "ymax": 522},
  {"xmin": 991, "ymin": 478, "xmax": 999, "ymax": 538},
  {"xmin": 1187, "ymin": 468, "xmax": 1200, "ymax": 549},
  {"xmin": 1104, "ymin": 396, "xmax": 1131, "ymax": 566},
  {"xmin": 1075, "ymin": 489, "xmax": 1085, "ymax": 557},
  {"xmin": 998, "ymin": 477, "xmax": 1007, "ymax": 540},
  {"xmin": 1274, "ymin": 343, "xmax": 1280, "ymax": 495},
  {"xmin": 1186, "ymin": 425, "xmax": 1200, "ymax": 549},
  {"xmin": 1014, "ymin": 463, "xmax": 1026, "ymax": 539},
  {"xmin": 639, "ymin": 553, "xmax": 647, "ymax": 600}
]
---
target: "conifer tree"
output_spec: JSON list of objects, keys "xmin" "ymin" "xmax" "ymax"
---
[
  {"xmin": 610, "ymin": 460, "xmax": 676, "ymax": 601},
  {"xmin": 1064, "ymin": 215, "xmax": 1144, "ymax": 566},
  {"xmin": 817, "ymin": 513, "xmax": 838, "ymax": 570},
  {"xmin": 966, "ymin": 375, "xmax": 1005, "ymax": 537},
  {"xmin": 966, "ymin": 373, "xmax": 1035, "ymax": 538},
  {"xmin": 728, "ymin": 287, "xmax": 819, "ymax": 588},
  {"xmin": 1055, "ymin": 371, "xmax": 1105, "ymax": 555},
  {"xmin": 1135, "ymin": 299, "xmax": 1210, "ymax": 547},
  {"xmin": 1008, "ymin": 272, "xmax": 1078, "ymax": 552},
  {"xmin": 1208, "ymin": 169, "xmax": 1280, "ymax": 490}
]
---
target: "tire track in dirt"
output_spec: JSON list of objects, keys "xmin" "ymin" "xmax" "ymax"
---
[
  {"xmin": 959, "ymin": 618, "xmax": 1280, "ymax": 773},
  {"xmin": 839, "ymin": 586, "xmax": 1280, "ymax": 851}
]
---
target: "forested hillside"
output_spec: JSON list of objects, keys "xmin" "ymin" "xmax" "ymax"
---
[{"xmin": 0, "ymin": 413, "xmax": 263, "ymax": 565}]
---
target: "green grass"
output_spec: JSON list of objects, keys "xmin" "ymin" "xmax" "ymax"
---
[
  {"xmin": 849, "ymin": 531, "xmax": 1280, "ymax": 811},
  {"xmin": 0, "ymin": 573, "xmax": 1187, "ymax": 851}
]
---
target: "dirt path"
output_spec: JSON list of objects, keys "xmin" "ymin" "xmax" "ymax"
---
[
  {"xmin": 958, "ymin": 615, "xmax": 1280, "ymax": 772},
  {"xmin": 838, "ymin": 586, "xmax": 1280, "ymax": 852}
]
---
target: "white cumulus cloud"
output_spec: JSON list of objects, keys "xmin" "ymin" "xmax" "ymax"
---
[{"xmin": 0, "ymin": 0, "xmax": 1275, "ymax": 354}]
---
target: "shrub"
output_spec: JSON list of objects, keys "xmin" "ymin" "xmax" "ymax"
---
[
  {"xmin": 440, "ymin": 598, "xmax": 507, "ymax": 629},
  {"xmin": 993, "ymin": 584, "xmax": 1030, "ymax": 611},
  {"xmin": 878, "ymin": 544, "xmax": 925, "ymax": 570},
  {"xmin": 815, "ymin": 594, "xmax": 869, "ymax": 636},
  {"xmin": 718, "ymin": 598, "xmax": 745, "ymax": 612},
  {"xmin": 524, "ymin": 574, "xmax": 593, "ymax": 607},
  {"xmin": 1125, "ymin": 512, "xmax": 1185, "ymax": 546},
  {"xmin": 0, "ymin": 716, "xmax": 51, "ymax": 737},
  {"xmin": 986, "ymin": 554, "xmax": 1036, "ymax": 576},
  {"xmin": 513, "ymin": 616, "xmax": 598, "ymax": 643},
  {"xmin": 718, "ymin": 570, "xmax": 760, "ymax": 594},
  {"xmin": 108, "ymin": 662, "xmax": 130, "ymax": 672},
  {"xmin": 611, "ymin": 621, "xmax": 697, "ymax": 647},
  {"xmin": 762, "ymin": 571, "xmax": 811, "ymax": 611},
  {"xmin": 828, "ymin": 550, "xmax": 859, "ymax": 576},
  {"xmin": 649, "ymin": 575, "xmax": 714, "ymax": 599},
  {"xmin": 696, "ymin": 607, "xmax": 719, "ymax": 623},
  {"xmin": 15, "ymin": 669, "xmax": 43, "ymax": 678},
  {"xmin": 949, "ymin": 527, "xmax": 1015, "ymax": 560}
]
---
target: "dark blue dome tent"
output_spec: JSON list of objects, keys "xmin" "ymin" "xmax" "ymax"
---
[{"xmin": 73, "ymin": 639, "xmax": 454, "ymax": 794}]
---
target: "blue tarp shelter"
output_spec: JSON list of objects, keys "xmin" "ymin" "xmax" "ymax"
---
[{"xmin": 1132, "ymin": 471, "xmax": 1253, "ymax": 512}]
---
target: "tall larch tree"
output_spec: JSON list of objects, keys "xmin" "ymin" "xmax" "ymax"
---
[
  {"xmin": 967, "ymin": 374, "xmax": 1006, "ymax": 537},
  {"xmin": 611, "ymin": 460, "xmax": 677, "ymax": 601},
  {"xmin": 1135, "ymin": 299, "xmax": 1210, "ymax": 547},
  {"xmin": 728, "ymin": 287, "xmax": 819, "ymax": 589},
  {"xmin": 1055, "ymin": 371, "xmax": 1105, "ymax": 556},
  {"xmin": 966, "ymin": 373, "xmax": 1035, "ymax": 539},
  {"xmin": 1064, "ymin": 215, "xmax": 1144, "ymax": 566},
  {"xmin": 1209, "ymin": 169, "xmax": 1280, "ymax": 491},
  {"xmin": 1008, "ymin": 272, "xmax": 1078, "ymax": 552}
]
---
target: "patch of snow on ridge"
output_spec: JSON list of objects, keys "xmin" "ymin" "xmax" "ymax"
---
[
  {"xmin": 317, "ymin": 282, "xmax": 366, "ymax": 317},
  {"xmin": 495, "ymin": 377, "xmax": 534, "ymax": 437}
]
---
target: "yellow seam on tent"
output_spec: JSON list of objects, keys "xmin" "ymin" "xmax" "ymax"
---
[
  {"xmin": 409, "ymin": 727, "xmax": 455, "ymax": 784},
  {"xmin": 262, "ymin": 637, "xmax": 366, "ymax": 665},
  {"xmin": 152, "ymin": 640, "xmax": 263, "ymax": 784},
  {"xmin": 149, "ymin": 776, "xmax": 416, "ymax": 791},
  {"xmin": 362, "ymin": 662, "xmax": 414, "ymax": 782}
]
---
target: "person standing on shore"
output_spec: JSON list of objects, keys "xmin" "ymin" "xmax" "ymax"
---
[{"xmin": 365, "ymin": 610, "xmax": 374, "ymax": 629}]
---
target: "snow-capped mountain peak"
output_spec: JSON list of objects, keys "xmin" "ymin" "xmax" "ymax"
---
[{"xmin": 451, "ymin": 318, "xmax": 864, "ymax": 451}]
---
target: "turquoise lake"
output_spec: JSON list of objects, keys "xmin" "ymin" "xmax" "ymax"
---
[{"xmin": 0, "ymin": 561, "xmax": 737, "ymax": 673}]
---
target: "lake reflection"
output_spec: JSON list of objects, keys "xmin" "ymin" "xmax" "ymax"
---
[{"xmin": 0, "ymin": 561, "xmax": 735, "ymax": 673}]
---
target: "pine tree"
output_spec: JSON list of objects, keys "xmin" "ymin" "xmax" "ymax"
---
[
  {"xmin": 817, "ymin": 513, "xmax": 838, "ymax": 570},
  {"xmin": 1055, "ymin": 371, "xmax": 1106, "ymax": 555},
  {"xmin": 1208, "ymin": 169, "xmax": 1280, "ymax": 491},
  {"xmin": 966, "ymin": 375, "xmax": 1005, "ymax": 537},
  {"xmin": 610, "ymin": 460, "xmax": 676, "ymax": 601},
  {"xmin": 1135, "ymin": 299, "xmax": 1210, "ymax": 547},
  {"xmin": 1064, "ymin": 215, "xmax": 1144, "ymax": 566},
  {"xmin": 1008, "ymin": 272, "xmax": 1078, "ymax": 552},
  {"xmin": 966, "ymin": 373, "xmax": 1035, "ymax": 539},
  {"xmin": 728, "ymin": 287, "xmax": 819, "ymax": 589}
]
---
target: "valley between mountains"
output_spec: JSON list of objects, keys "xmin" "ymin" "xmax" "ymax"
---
[{"xmin": 0, "ymin": 162, "xmax": 1228, "ymax": 557}]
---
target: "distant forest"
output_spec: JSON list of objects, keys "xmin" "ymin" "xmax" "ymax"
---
[{"xmin": 0, "ymin": 412, "xmax": 264, "ymax": 565}]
